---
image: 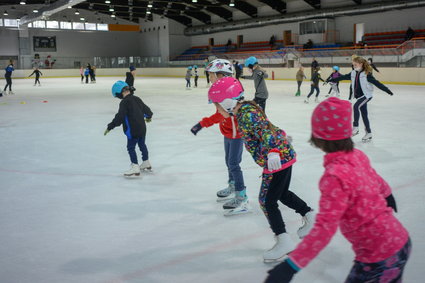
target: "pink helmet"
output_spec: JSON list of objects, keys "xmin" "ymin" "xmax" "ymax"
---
[{"xmin": 208, "ymin": 77, "xmax": 244, "ymax": 113}]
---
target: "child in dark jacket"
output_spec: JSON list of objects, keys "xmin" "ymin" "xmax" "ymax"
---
[
  {"xmin": 104, "ymin": 81, "xmax": 153, "ymax": 176},
  {"xmin": 29, "ymin": 68, "xmax": 43, "ymax": 86},
  {"xmin": 304, "ymin": 68, "xmax": 325, "ymax": 103},
  {"xmin": 324, "ymin": 66, "xmax": 341, "ymax": 97}
]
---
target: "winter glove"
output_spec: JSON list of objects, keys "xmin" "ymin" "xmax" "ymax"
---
[
  {"xmin": 267, "ymin": 152, "xmax": 281, "ymax": 171},
  {"xmin": 190, "ymin": 122, "xmax": 203, "ymax": 135},
  {"xmin": 388, "ymin": 91, "xmax": 394, "ymax": 96},
  {"xmin": 385, "ymin": 194, "xmax": 398, "ymax": 212},
  {"xmin": 145, "ymin": 117, "xmax": 152, "ymax": 123},
  {"xmin": 264, "ymin": 260, "xmax": 298, "ymax": 283},
  {"xmin": 104, "ymin": 129, "xmax": 110, "ymax": 136}
]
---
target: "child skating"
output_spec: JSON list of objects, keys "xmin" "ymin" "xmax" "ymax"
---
[
  {"xmin": 29, "ymin": 68, "xmax": 43, "ymax": 86},
  {"xmin": 104, "ymin": 81, "xmax": 153, "ymax": 176},
  {"xmin": 185, "ymin": 66, "xmax": 192, "ymax": 90},
  {"xmin": 329, "ymin": 56, "xmax": 393, "ymax": 142},
  {"xmin": 265, "ymin": 97, "xmax": 410, "ymax": 283},
  {"xmin": 80, "ymin": 66, "xmax": 84, "ymax": 84},
  {"xmin": 324, "ymin": 65, "xmax": 341, "ymax": 97},
  {"xmin": 241, "ymin": 56, "xmax": 269, "ymax": 111},
  {"xmin": 208, "ymin": 77, "xmax": 315, "ymax": 262},
  {"xmin": 191, "ymin": 59, "xmax": 248, "ymax": 216},
  {"xmin": 304, "ymin": 68, "xmax": 324, "ymax": 103},
  {"xmin": 295, "ymin": 66, "xmax": 306, "ymax": 96},
  {"xmin": 125, "ymin": 66, "xmax": 136, "ymax": 94},
  {"xmin": 2, "ymin": 60, "xmax": 14, "ymax": 95}
]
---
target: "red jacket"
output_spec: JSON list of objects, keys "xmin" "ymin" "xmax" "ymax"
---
[{"xmin": 199, "ymin": 111, "xmax": 241, "ymax": 139}]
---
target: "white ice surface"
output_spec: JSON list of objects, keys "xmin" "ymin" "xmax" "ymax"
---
[{"xmin": 0, "ymin": 76, "xmax": 424, "ymax": 283}]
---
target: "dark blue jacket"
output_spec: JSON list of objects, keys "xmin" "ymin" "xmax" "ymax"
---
[{"xmin": 5, "ymin": 64, "xmax": 14, "ymax": 77}]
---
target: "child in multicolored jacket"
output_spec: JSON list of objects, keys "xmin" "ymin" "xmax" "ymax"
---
[
  {"xmin": 324, "ymin": 65, "xmax": 341, "ymax": 97},
  {"xmin": 191, "ymin": 59, "xmax": 248, "ymax": 216},
  {"xmin": 208, "ymin": 77, "xmax": 315, "ymax": 262},
  {"xmin": 265, "ymin": 97, "xmax": 410, "ymax": 283}
]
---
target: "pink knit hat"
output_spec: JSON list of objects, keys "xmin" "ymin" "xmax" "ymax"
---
[{"xmin": 311, "ymin": 97, "xmax": 352, "ymax": 140}]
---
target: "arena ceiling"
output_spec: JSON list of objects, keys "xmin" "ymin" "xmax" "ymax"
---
[{"xmin": 0, "ymin": 0, "xmax": 389, "ymax": 26}]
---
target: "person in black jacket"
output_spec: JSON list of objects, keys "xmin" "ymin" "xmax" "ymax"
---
[
  {"xmin": 29, "ymin": 68, "xmax": 43, "ymax": 86},
  {"xmin": 104, "ymin": 81, "xmax": 153, "ymax": 176},
  {"xmin": 125, "ymin": 66, "xmax": 136, "ymax": 94},
  {"xmin": 367, "ymin": 58, "xmax": 380, "ymax": 74},
  {"xmin": 304, "ymin": 68, "xmax": 325, "ymax": 104}
]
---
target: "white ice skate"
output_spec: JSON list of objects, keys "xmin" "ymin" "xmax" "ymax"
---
[
  {"xmin": 33, "ymin": 84, "xmax": 37, "ymax": 86},
  {"xmin": 216, "ymin": 182, "xmax": 235, "ymax": 202},
  {"xmin": 8, "ymin": 91, "xmax": 14, "ymax": 95},
  {"xmin": 362, "ymin": 132, "xmax": 373, "ymax": 142},
  {"xmin": 223, "ymin": 198, "xmax": 252, "ymax": 216},
  {"xmin": 352, "ymin": 127, "xmax": 359, "ymax": 136},
  {"xmin": 140, "ymin": 160, "xmax": 153, "ymax": 172},
  {"xmin": 297, "ymin": 210, "xmax": 316, "ymax": 239},
  {"xmin": 124, "ymin": 163, "xmax": 141, "ymax": 177},
  {"xmin": 315, "ymin": 97, "xmax": 319, "ymax": 103},
  {"xmin": 304, "ymin": 98, "xmax": 309, "ymax": 104},
  {"xmin": 263, "ymin": 233, "xmax": 296, "ymax": 263}
]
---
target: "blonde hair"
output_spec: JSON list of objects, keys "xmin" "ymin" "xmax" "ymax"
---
[{"xmin": 352, "ymin": 56, "xmax": 372, "ymax": 75}]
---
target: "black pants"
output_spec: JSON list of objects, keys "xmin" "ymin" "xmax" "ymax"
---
[
  {"xmin": 297, "ymin": 81, "xmax": 302, "ymax": 92},
  {"xmin": 194, "ymin": 75, "xmax": 198, "ymax": 87},
  {"xmin": 205, "ymin": 71, "xmax": 210, "ymax": 84},
  {"xmin": 307, "ymin": 85, "xmax": 320, "ymax": 98},
  {"xmin": 236, "ymin": 73, "xmax": 242, "ymax": 81},
  {"xmin": 81, "ymin": 74, "xmax": 84, "ymax": 82},
  {"xmin": 85, "ymin": 75, "xmax": 89, "ymax": 84},
  {"xmin": 254, "ymin": 97, "xmax": 266, "ymax": 111},
  {"xmin": 353, "ymin": 96, "xmax": 372, "ymax": 133},
  {"xmin": 34, "ymin": 77, "xmax": 40, "ymax": 85},
  {"xmin": 259, "ymin": 166, "xmax": 311, "ymax": 235},
  {"xmin": 3, "ymin": 76, "xmax": 12, "ymax": 91}
]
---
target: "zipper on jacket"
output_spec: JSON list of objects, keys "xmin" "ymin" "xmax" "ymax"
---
[{"xmin": 231, "ymin": 116, "xmax": 236, "ymax": 138}]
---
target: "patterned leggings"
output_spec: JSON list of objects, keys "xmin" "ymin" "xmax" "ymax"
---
[{"xmin": 345, "ymin": 238, "xmax": 411, "ymax": 283}]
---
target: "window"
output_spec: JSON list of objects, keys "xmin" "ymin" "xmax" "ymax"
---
[
  {"xmin": 72, "ymin": 22, "xmax": 84, "ymax": 30},
  {"xmin": 60, "ymin": 21, "xmax": 72, "ymax": 29},
  {"xmin": 46, "ymin": 21, "xmax": 59, "ymax": 29},
  {"xmin": 27, "ymin": 22, "xmax": 32, "ymax": 28},
  {"xmin": 0, "ymin": 19, "xmax": 3, "ymax": 26},
  {"xmin": 300, "ymin": 20, "xmax": 325, "ymax": 35},
  {"xmin": 32, "ymin": 20, "xmax": 46, "ymax": 28},
  {"xmin": 97, "ymin": 23, "xmax": 108, "ymax": 31},
  {"xmin": 4, "ymin": 19, "xmax": 19, "ymax": 27},
  {"xmin": 85, "ymin": 23, "xmax": 96, "ymax": 30}
]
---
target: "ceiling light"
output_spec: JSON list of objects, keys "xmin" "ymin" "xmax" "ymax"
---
[
  {"xmin": 111, "ymin": 13, "xmax": 116, "ymax": 18},
  {"xmin": 33, "ymin": 9, "xmax": 38, "ymax": 13},
  {"xmin": 229, "ymin": 0, "xmax": 235, "ymax": 7},
  {"xmin": 80, "ymin": 17, "xmax": 85, "ymax": 21},
  {"xmin": 3, "ymin": 11, "xmax": 8, "ymax": 16},
  {"xmin": 147, "ymin": 1, "xmax": 153, "ymax": 8},
  {"xmin": 67, "ymin": 5, "xmax": 72, "ymax": 9},
  {"xmin": 75, "ymin": 10, "xmax": 80, "ymax": 15},
  {"xmin": 105, "ymin": 0, "xmax": 111, "ymax": 3},
  {"xmin": 109, "ymin": 7, "xmax": 114, "ymax": 12},
  {"xmin": 147, "ymin": 10, "xmax": 151, "ymax": 14},
  {"xmin": 20, "ymin": 1, "xmax": 26, "ymax": 5},
  {"xmin": 192, "ymin": 0, "xmax": 198, "ymax": 2}
]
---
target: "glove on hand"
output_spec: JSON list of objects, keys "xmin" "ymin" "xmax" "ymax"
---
[
  {"xmin": 145, "ymin": 118, "xmax": 152, "ymax": 123},
  {"xmin": 264, "ymin": 260, "xmax": 297, "ymax": 283},
  {"xmin": 190, "ymin": 123, "xmax": 203, "ymax": 135},
  {"xmin": 267, "ymin": 152, "xmax": 281, "ymax": 171}
]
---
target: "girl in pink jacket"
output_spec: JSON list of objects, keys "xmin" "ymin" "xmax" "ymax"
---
[{"xmin": 265, "ymin": 97, "xmax": 411, "ymax": 283}]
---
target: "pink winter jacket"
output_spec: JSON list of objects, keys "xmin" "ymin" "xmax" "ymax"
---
[{"xmin": 289, "ymin": 149, "xmax": 409, "ymax": 268}]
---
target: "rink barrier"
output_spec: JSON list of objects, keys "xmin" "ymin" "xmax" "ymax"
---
[{"xmin": 2, "ymin": 67, "xmax": 425, "ymax": 85}]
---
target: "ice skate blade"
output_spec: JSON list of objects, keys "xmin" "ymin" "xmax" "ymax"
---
[
  {"xmin": 362, "ymin": 138, "xmax": 372, "ymax": 143},
  {"xmin": 216, "ymin": 195, "xmax": 234, "ymax": 203},
  {"xmin": 123, "ymin": 173, "xmax": 140, "ymax": 177},
  {"xmin": 223, "ymin": 206, "xmax": 252, "ymax": 216},
  {"xmin": 141, "ymin": 168, "xmax": 153, "ymax": 173}
]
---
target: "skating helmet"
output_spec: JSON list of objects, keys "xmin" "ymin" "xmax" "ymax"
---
[
  {"xmin": 208, "ymin": 77, "xmax": 244, "ymax": 113},
  {"xmin": 205, "ymin": 59, "xmax": 233, "ymax": 75},
  {"xmin": 193, "ymin": 65, "xmax": 198, "ymax": 69},
  {"xmin": 188, "ymin": 66, "xmax": 193, "ymax": 70},
  {"xmin": 112, "ymin": 81, "xmax": 129, "ymax": 98},
  {"xmin": 244, "ymin": 56, "xmax": 258, "ymax": 69},
  {"xmin": 129, "ymin": 65, "xmax": 136, "ymax": 71},
  {"xmin": 332, "ymin": 66, "xmax": 340, "ymax": 71}
]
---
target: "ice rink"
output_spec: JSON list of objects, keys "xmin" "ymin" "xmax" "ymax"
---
[{"xmin": 0, "ymin": 76, "xmax": 424, "ymax": 283}]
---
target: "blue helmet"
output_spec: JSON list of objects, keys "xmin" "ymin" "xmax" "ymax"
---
[
  {"xmin": 188, "ymin": 66, "xmax": 193, "ymax": 70},
  {"xmin": 332, "ymin": 65, "xmax": 340, "ymax": 71},
  {"xmin": 244, "ymin": 56, "xmax": 258, "ymax": 68},
  {"xmin": 112, "ymin": 81, "xmax": 129, "ymax": 98},
  {"xmin": 129, "ymin": 65, "xmax": 136, "ymax": 71}
]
